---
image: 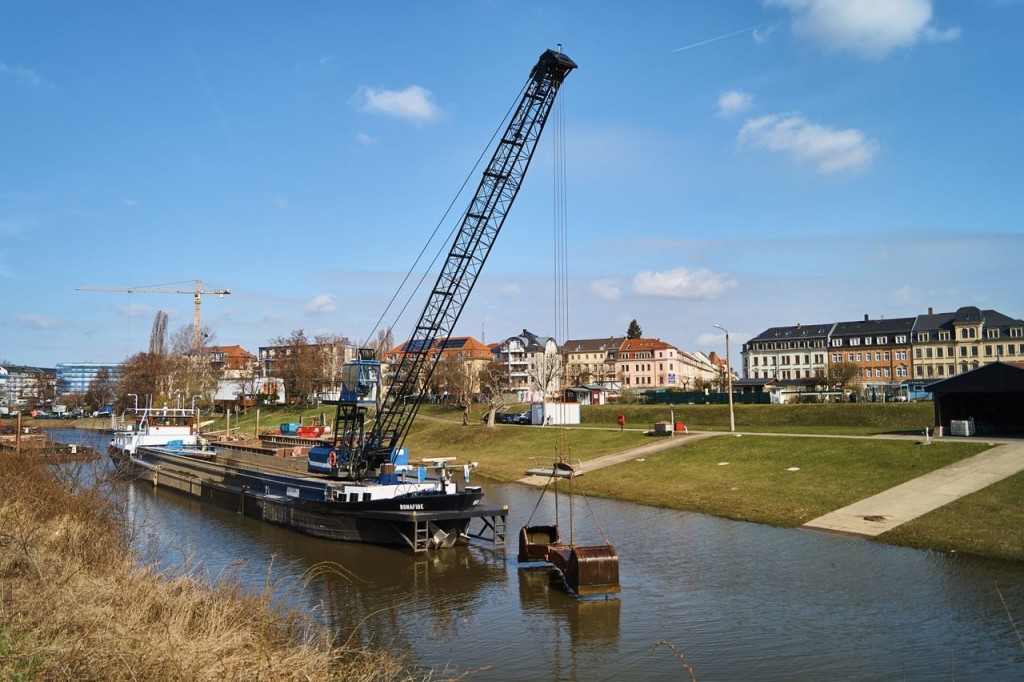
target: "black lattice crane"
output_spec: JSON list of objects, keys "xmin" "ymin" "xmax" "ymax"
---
[
  {"xmin": 354, "ymin": 48, "xmax": 577, "ymax": 470},
  {"xmin": 77, "ymin": 279, "xmax": 231, "ymax": 349}
]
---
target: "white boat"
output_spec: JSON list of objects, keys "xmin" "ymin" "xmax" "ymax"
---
[{"xmin": 109, "ymin": 405, "xmax": 201, "ymax": 457}]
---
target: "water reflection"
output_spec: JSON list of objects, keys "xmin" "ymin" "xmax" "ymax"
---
[{"xmin": 49, "ymin": 429, "xmax": 1024, "ymax": 680}]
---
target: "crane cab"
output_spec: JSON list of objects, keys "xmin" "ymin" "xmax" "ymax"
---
[{"xmin": 338, "ymin": 349, "xmax": 381, "ymax": 408}]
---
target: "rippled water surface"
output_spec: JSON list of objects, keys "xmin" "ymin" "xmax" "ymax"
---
[{"xmin": 55, "ymin": 429, "xmax": 1024, "ymax": 680}]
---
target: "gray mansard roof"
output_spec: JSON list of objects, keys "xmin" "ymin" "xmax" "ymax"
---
[{"xmin": 831, "ymin": 316, "xmax": 915, "ymax": 339}]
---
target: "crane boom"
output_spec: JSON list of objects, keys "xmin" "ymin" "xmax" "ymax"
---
[
  {"xmin": 359, "ymin": 48, "xmax": 576, "ymax": 469},
  {"xmin": 77, "ymin": 279, "xmax": 231, "ymax": 349}
]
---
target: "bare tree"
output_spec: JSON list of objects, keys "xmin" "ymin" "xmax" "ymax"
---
[
  {"xmin": 314, "ymin": 333, "xmax": 352, "ymax": 398},
  {"xmin": 821, "ymin": 360, "xmax": 863, "ymax": 393},
  {"xmin": 432, "ymin": 355, "xmax": 479, "ymax": 424},
  {"xmin": 149, "ymin": 311, "xmax": 168, "ymax": 356},
  {"xmin": 268, "ymin": 330, "xmax": 320, "ymax": 405},
  {"xmin": 373, "ymin": 327, "xmax": 394, "ymax": 361},
  {"xmin": 84, "ymin": 368, "xmax": 117, "ymax": 411},
  {"xmin": 529, "ymin": 352, "xmax": 562, "ymax": 399},
  {"xmin": 478, "ymin": 360, "xmax": 512, "ymax": 426}
]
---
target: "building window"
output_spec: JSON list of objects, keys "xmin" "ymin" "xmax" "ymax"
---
[
  {"xmin": 959, "ymin": 347, "xmax": 968, "ymax": 357},
  {"xmin": 1010, "ymin": 328, "xmax": 1023, "ymax": 339},
  {"xmin": 915, "ymin": 348, "xmax": 922, "ymax": 359},
  {"xmin": 832, "ymin": 353, "xmax": 841, "ymax": 363},
  {"xmin": 884, "ymin": 351, "xmax": 890, "ymax": 361},
  {"xmin": 850, "ymin": 338, "xmax": 860, "ymax": 346},
  {"xmin": 937, "ymin": 366, "xmax": 944, "ymax": 376},
  {"xmin": 875, "ymin": 352, "xmax": 881, "ymax": 362},
  {"xmin": 877, "ymin": 336, "xmax": 887, "ymax": 344},
  {"xmin": 936, "ymin": 347, "xmax": 944, "ymax": 358},
  {"xmin": 864, "ymin": 337, "xmax": 872, "ymax": 346},
  {"xmin": 1010, "ymin": 344, "xmax": 1017, "ymax": 355},
  {"xmin": 832, "ymin": 339, "xmax": 843, "ymax": 347},
  {"xmin": 987, "ymin": 329, "xmax": 1000, "ymax": 339},
  {"xmin": 914, "ymin": 366, "xmax": 923, "ymax": 377},
  {"xmin": 848, "ymin": 353, "xmax": 854, "ymax": 362},
  {"xmin": 926, "ymin": 348, "xmax": 933, "ymax": 359},
  {"xmin": 856, "ymin": 353, "xmax": 862, "ymax": 362},
  {"xmin": 985, "ymin": 345, "xmax": 993, "ymax": 356},
  {"xmin": 917, "ymin": 332, "xmax": 930, "ymax": 342},
  {"xmin": 971, "ymin": 347, "xmax": 979, "ymax": 357},
  {"xmin": 896, "ymin": 335, "xmax": 907, "ymax": 344},
  {"xmin": 938, "ymin": 331, "xmax": 951, "ymax": 341},
  {"xmin": 884, "ymin": 368, "xmax": 890, "ymax": 377}
]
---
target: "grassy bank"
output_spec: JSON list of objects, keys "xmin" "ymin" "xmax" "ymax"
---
[{"xmin": 0, "ymin": 450, "xmax": 410, "ymax": 680}]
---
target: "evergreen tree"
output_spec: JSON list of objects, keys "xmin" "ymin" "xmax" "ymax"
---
[{"xmin": 626, "ymin": 319, "xmax": 642, "ymax": 339}]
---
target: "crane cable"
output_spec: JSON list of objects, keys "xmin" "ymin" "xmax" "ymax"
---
[{"xmin": 550, "ymin": 84, "xmax": 613, "ymax": 548}]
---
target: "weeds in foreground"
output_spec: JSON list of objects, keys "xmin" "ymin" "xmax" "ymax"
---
[{"xmin": 0, "ymin": 448, "xmax": 413, "ymax": 681}]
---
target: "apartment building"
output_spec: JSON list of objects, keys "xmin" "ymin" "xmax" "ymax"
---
[
  {"xmin": 616, "ymin": 338, "xmax": 692, "ymax": 389},
  {"xmin": 911, "ymin": 306, "xmax": 1024, "ymax": 380},
  {"xmin": 561, "ymin": 337, "xmax": 624, "ymax": 387},
  {"xmin": 829, "ymin": 316, "xmax": 915, "ymax": 396},
  {"xmin": 492, "ymin": 329, "xmax": 560, "ymax": 401},
  {"xmin": 55, "ymin": 362, "xmax": 122, "ymax": 396},
  {"xmin": 742, "ymin": 323, "xmax": 833, "ymax": 381}
]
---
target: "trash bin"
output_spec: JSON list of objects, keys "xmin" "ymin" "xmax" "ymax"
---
[{"xmin": 674, "ymin": 421, "xmax": 686, "ymax": 433}]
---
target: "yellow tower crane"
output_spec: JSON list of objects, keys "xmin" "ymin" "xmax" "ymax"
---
[{"xmin": 77, "ymin": 279, "xmax": 231, "ymax": 349}]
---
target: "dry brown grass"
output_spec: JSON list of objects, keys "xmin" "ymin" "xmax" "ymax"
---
[{"xmin": 0, "ymin": 449, "xmax": 414, "ymax": 681}]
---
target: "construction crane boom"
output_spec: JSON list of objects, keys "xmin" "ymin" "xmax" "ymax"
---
[
  {"xmin": 343, "ymin": 48, "xmax": 576, "ymax": 472},
  {"xmin": 77, "ymin": 279, "xmax": 230, "ymax": 349}
]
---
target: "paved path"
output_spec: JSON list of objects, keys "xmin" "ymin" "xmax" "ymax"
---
[
  {"xmin": 803, "ymin": 440, "xmax": 1024, "ymax": 536},
  {"xmin": 516, "ymin": 431, "xmax": 721, "ymax": 486}
]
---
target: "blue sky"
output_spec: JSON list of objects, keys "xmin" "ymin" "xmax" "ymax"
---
[{"xmin": 3, "ymin": 0, "xmax": 1022, "ymax": 368}]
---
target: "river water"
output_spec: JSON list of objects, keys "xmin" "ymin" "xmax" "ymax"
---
[{"xmin": 53, "ymin": 429, "xmax": 1024, "ymax": 680}]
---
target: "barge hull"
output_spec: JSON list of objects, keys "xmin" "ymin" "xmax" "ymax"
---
[{"xmin": 116, "ymin": 448, "xmax": 507, "ymax": 552}]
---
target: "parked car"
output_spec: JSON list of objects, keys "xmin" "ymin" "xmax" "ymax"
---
[{"xmin": 482, "ymin": 411, "xmax": 531, "ymax": 425}]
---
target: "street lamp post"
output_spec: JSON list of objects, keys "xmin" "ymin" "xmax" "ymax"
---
[{"xmin": 713, "ymin": 324, "xmax": 736, "ymax": 433}]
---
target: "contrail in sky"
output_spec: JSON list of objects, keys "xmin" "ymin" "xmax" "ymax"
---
[{"xmin": 673, "ymin": 23, "xmax": 774, "ymax": 52}]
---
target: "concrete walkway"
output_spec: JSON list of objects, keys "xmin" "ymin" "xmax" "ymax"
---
[
  {"xmin": 516, "ymin": 431, "xmax": 720, "ymax": 486},
  {"xmin": 804, "ymin": 440, "xmax": 1024, "ymax": 536}
]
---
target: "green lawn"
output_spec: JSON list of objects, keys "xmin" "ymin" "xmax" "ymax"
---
[
  {"xmin": 880, "ymin": 471, "xmax": 1024, "ymax": 563},
  {"xmin": 574, "ymin": 435, "xmax": 989, "ymax": 527}
]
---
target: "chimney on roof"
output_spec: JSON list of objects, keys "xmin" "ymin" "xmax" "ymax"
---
[
  {"xmin": 864, "ymin": 314, "xmax": 869, "ymax": 322},
  {"xmin": 928, "ymin": 307, "xmax": 933, "ymax": 315}
]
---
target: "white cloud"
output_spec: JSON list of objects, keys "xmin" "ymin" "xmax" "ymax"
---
[
  {"xmin": 499, "ymin": 283, "xmax": 521, "ymax": 297},
  {"xmin": 15, "ymin": 314, "xmax": 58, "ymax": 329},
  {"xmin": 717, "ymin": 90, "xmax": 753, "ymax": 118},
  {"xmin": 737, "ymin": 113, "xmax": 879, "ymax": 174},
  {"xmin": 355, "ymin": 132, "xmax": 378, "ymax": 148},
  {"xmin": 123, "ymin": 198, "xmax": 139, "ymax": 207},
  {"xmin": 753, "ymin": 24, "xmax": 779, "ymax": 44},
  {"xmin": 589, "ymin": 279, "xmax": 622, "ymax": 301},
  {"xmin": 305, "ymin": 294, "xmax": 337, "ymax": 315},
  {"xmin": 695, "ymin": 332, "xmax": 722, "ymax": 346},
  {"xmin": 358, "ymin": 85, "xmax": 442, "ymax": 125},
  {"xmin": 632, "ymin": 267, "xmax": 737, "ymax": 299},
  {"xmin": 320, "ymin": 55, "xmax": 333, "ymax": 66},
  {"xmin": 765, "ymin": 0, "xmax": 959, "ymax": 60},
  {"xmin": 0, "ymin": 62, "xmax": 55, "ymax": 88},
  {"xmin": 271, "ymin": 196, "xmax": 290, "ymax": 210}
]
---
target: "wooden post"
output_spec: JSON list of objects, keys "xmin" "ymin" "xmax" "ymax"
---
[
  {"xmin": 255, "ymin": 408, "xmax": 260, "ymax": 437},
  {"xmin": 16, "ymin": 412, "xmax": 22, "ymax": 452}
]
